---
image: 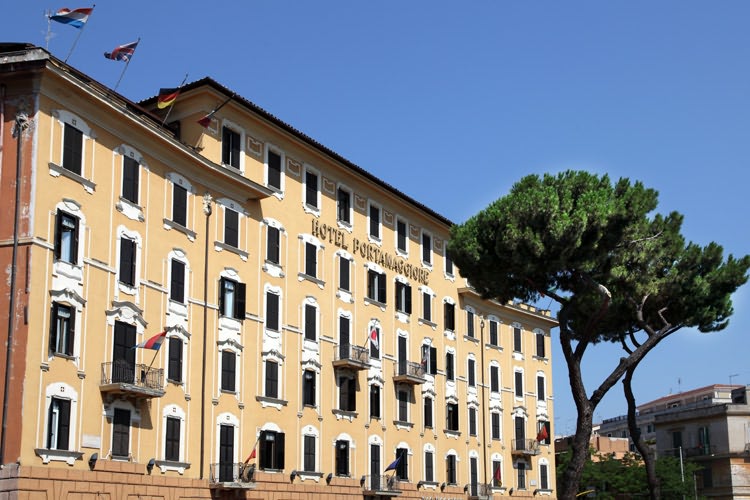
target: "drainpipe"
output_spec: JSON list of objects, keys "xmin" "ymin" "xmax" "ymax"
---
[
  {"xmin": 2, "ymin": 108, "xmax": 29, "ymax": 466},
  {"xmin": 479, "ymin": 318, "xmax": 488, "ymax": 492},
  {"xmin": 199, "ymin": 193, "xmax": 212, "ymax": 480}
]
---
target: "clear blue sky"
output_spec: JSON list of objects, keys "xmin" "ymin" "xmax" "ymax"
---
[{"xmin": 7, "ymin": 1, "xmax": 750, "ymax": 435}]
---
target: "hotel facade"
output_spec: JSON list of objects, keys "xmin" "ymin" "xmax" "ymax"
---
[{"xmin": 0, "ymin": 43, "xmax": 558, "ymax": 499}]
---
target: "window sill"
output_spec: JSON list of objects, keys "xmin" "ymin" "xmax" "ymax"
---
[
  {"xmin": 393, "ymin": 420, "xmax": 414, "ymax": 430},
  {"xmin": 486, "ymin": 343, "xmax": 503, "ymax": 352},
  {"xmin": 35, "ymin": 448, "xmax": 84, "ymax": 465},
  {"xmin": 214, "ymin": 241, "xmax": 249, "ymax": 261},
  {"xmin": 419, "ymin": 318, "xmax": 437, "ymax": 328},
  {"xmin": 333, "ymin": 409, "xmax": 358, "ymax": 422},
  {"xmin": 162, "ymin": 218, "xmax": 197, "ymax": 241},
  {"xmin": 256, "ymin": 396, "xmax": 288, "ymax": 409},
  {"xmin": 263, "ymin": 260, "xmax": 285, "ymax": 278},
  {"xmin": 533, "ymin": 355, "xmax": 549, "ymax": 362},
  {"xmin": 154, "ymin": 459, "xmax": 191, "ymax": 474},
  {"xmin": 463, "ymin": 334, "xmax": 479, "ymax": 343},
  {"xmin": 297, "ymin": 273, "xmax": 325, "ymax": 289},
  {"xmin": 364, "ymin": 297, "xmax": 387, "ymax": 310},
  {"xmin": 116, "ymin": 197, "xmax": 144, "ymax": 222},
  {"xmin": 48, "ymin": 162, "xmax": 96, "ymax": 193},
  {"xmin": 443, "ymin": 429, "xmax": 461, "ymax": 439}
]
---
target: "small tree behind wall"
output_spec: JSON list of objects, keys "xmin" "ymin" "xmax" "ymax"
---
[{"xmin": 448, "ymin": 171, "xmax": 749, "ymax": 499}]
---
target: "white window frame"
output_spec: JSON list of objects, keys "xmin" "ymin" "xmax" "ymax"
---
[
  {"xmin": 395, "ymin": 216, "xmax": 409, "ymax": 256},
  {"xmin": 302, "ymin": 164, "xmax": 321, "ymax": 215},
  {"xmin": 220, "ymin": 119, "xmax": 245, "ymax": 173},
  {"xmin": 421, "ymin": 229, "xmax": 433, "ymax": 267},
  {"xmin": 264, "ymin": 143, "xmax": 286, "ymax": 197},
  {"xmin": 336, "ymin": 184, "xmax": 353, "ymax": 229},
  {"xmin": 367, "ymin": 200, "xmax": 382, "ymax": 242}
]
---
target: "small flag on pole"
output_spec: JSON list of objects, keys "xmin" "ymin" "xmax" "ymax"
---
[
  {"xmin": 197, "ymin": 94, "xmax": 234, "ymax": 128},
  {"xmin": 384, "ymin": 454, "xmax": 401, "ymax": 472},
  {"xmin": 157, "ymin": 87, "xmax": 180, "ymax": 109},
  {"xmin": 369, "ymin": 327, "xmax": 379, "ymax": 350},
  {"xmin": 536, "ymin": 424, "xmax": 549, "ymax": 442},
  {"xmin": 49, "ymin": 7, "xmax": 93, "ymax": 28},
  {"xmin": 494, "ymin": 464, "xmax": 502, "ymax": 486},
  {"xmin": 104, "ymin": 40, "xmax": 139, "ymax": 62},
  {"xmin": 244, "ymin": 447, "xmax": 256, "ymax": 463},
  {"xmin": 134, "ymin": 331, "xmax": 166, "ymax": 350}
]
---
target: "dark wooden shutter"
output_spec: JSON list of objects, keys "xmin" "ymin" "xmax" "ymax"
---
[
  {"xmin": 378, "ymin": 273, "xmax": 386, "ymax": 303},
  {"xmin": 305, "ymin": 304, "xmax": 316, "ymax": 341},
  {"xmin": 266, "ymin": 361, "xmax": 278, "ymax": 398},
  {"xmin": 339, "ymin": 256, "xmax": 350, "ymax": 290},
  {"xmin": 536, "ymin": 332, "xmax": 546, "ymax": 357},
  {"xmin": 122, "ymin": 156, "xmax": 139, "ymax": 203},
  {"xmin": 63, "ymin": 124, "xmax": 82, "ymax": 175},
  {"xmin": 305, "ymin": 242, "xmax": 316, "ymax": 277},
  {"xmin": 168, "ymin": 337, "xmax": 182, "ymax": 382},
  {"xmin": 165, "ymin": 416, "xmax": 180, "ymax": 461},
  {"xmin": 112, "ymin": 408, "xmax": 130, "ymax": 458},
  {"xmin": 224, "ymin": 209, "xmax": 239, "ymax": 247},
  {"xmin": 267, "ymin": 150, "xmax": 281, "ymax": 189},
  {"xmin": 275, "ymin": 432, "xmax": 285, "ymax": 470},
  {"xmin": 267, "ymin": 227, "xmax": 280, "ymax": 263},
  {"xmin": 405, "ymin": 284, "xmax": 412, "ymax": 314},
  {"xmin": 221, "ymin": 351, "xmax": 236, "ymax": 392},
  {"xmin": 119, "ymin": 238, "xmax": 136, "ymax": 286},
  {"xmin": 171, "ymin": 259, "xmax": 185, "ymax": 303},
  {"xmin": 266, "ymin": 292, "xmax": 278, "ymax": 330},
  {"xmin": 430, "ymin": 346, "xmax": 437, "ymax": 374},
  {"xmin": 235, "ymin": 282, "xmax": 246, "ymax": 320},
  {"xmin": 218, "ymin": 278, "xmax": 226, "ymax": 316},
  {"xmin": 172, "ymin": 185, "xmax": 187, "ymax": 226}
]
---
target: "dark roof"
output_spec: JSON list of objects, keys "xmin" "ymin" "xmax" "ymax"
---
[{"xmin": 141, "ymin": 77, "xmax": 454, "ymax": 227}]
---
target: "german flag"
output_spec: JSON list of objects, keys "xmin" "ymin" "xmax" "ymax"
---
[{"xmin": 157, "ymin": 87, "xmax": 180, "ymax": 109}]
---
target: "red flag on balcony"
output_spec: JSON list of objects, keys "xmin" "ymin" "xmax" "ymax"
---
[
  {"xmin": 134, "ymin": 331, "xmax": 166, "ymax": 350},
  {"xmin": 536, "ymin": 424, "xmax": 549, "ymax": 442},
  {"xmin": 494, "ymin": 464, "xmax": 502, "ymax": 485},
  {"xmin": 244, "ymin": 447, "xmax": 256, "ymax": 464}
]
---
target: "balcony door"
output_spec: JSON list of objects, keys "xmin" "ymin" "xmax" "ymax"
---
[
  {"xmin": 398, "ymin": 336, "xmax": 407, "ymax": 374},
  {"xmin": 339, "ymin": 316, "xmax": 350, "ymax": 360},
  {"xmin": 113, "ymin": 321, "xmax": 136, "ymax": 383},
  {"xmin": 470, "ymin": 456, "xmax": 479, "ymax": 495},
  {"xmin": 219, "ymin": 424, "xmax": 234, "ymax": 482},
  {"xmin": 514, "ymin": 415, "xmax": 525, "ymax": 450},
  {"xmin": 370, "ymin": 443, "xmax": 381, "ymax": 489}
]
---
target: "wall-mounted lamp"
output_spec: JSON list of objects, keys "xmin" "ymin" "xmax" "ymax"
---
[
  {"xmin": 290, "ymin": 470, "xmax": 298, "ymax": 482},
  {"xmin": 88, "ymin": 453, "xmax": 98, "ymax": 470},
  {"xmin": 146, "ymin": 458, "xmax": 156, "ymax": 474},
  {"xmin": 360, "ymin": 475, "xmax": 366, "ymax": 487},
  {"xmin": 509, "ymin": 487, "xmax": 514, "ymax": 495},
  {"xmin": 533, "ymin": 489, "xmax": 540, "ymax": 496},
  {"xmin": 440, "ymin": 482, "xmax": 446, "ymax": 491},
  {"xmin": 464, "ymin": 484, "xmax": 469, "ymax": 493},
  {"xmin": 326, "ymin": 472, "xmax": 333, "ymax": 485},
  {"xmin": 417, "ymin": 480, "xmax": 425, "ymax": 489}
]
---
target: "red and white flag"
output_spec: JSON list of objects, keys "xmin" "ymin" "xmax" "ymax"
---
[{"xmin": 369, "ymin": 327, "xmax": 379, "ymax": 350}]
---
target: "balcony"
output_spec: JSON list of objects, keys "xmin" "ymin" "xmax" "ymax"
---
[
  {"xmin": 511, "ymin": 438, "xmax": 540, "ymax": 456},
  {"xmin": 466, "ymin": 482, "xmax": 493, "ymax": 499},
  {"xmin": 209, "ymin": 462, "xmax": 256, "ymax": 489},
  {"xmin": 392, "ymin": 361, "xmax": 426, "ymax": 385},
  {"xmin": 361, "ymin": 474, "xmax": 402, "ymax": 496},
  {"xmin": 99, "ymin": 361, "xmax": 165, "ymax": 398},
  {"xmin": 661, "ymin": 445, "xmax": 717, "ymax": 459},
  {"xmin": 333, "ymin": 344, "xmax": 370, "ymax": 370}
]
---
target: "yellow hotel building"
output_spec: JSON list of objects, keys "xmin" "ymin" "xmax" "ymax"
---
[{"xmin": 0, "ymin": 43, "xmax": 558, "ymax": 499}]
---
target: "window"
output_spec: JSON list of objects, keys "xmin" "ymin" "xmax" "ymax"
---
[
  {"xmin": 492, "ymin": 460, "xmax": 502, "ymax": 487},
  {"xmin": 489, "ymin": 320, "xmax": 499, "ymax": 346},
  {"xmin": 446, "ymin": 455, "xmax": 457, "ymax": 485},
  {"xmin": 224, "ymin": 208, "xmax": 239, "ymax": 248},
  {"xmin": 539, "ymin": 462, "xmax": 549, "ymax": 490},
  {"xmin": 302, "ymin": 370, "xmax": 316, "ymax": 406},
  {"xmin": 50, "ymin": 303, "xmax": 74, "ymax": 356},
  {"xmin": 339, "ymin": 375, "xmax": 356, "ymax": 412},
  {"xmin": 54, "ymin": 211, "xmax": 79, "ymax": 264},
  {"xmin": 421, "ymin": 231, "xmax": 432, "ymax": 265},
  {"xmin": 265, "ymin": 291, "xmax": 280, "ymax": 331},
  {"xmin": 122, "ymin": 156, "xmax": 139, "ymax": 204},
  {"xmin": 170, "ymin": 259, "xmax": 185, "ymax": 303},
  {"xmin": 396, "ymin": 218, "xmax": 407, "ymax": 253},
  {"xmin": 446, "ymin": 403, "xmax": 459, "ymax": 431},
  {"xmin": 421, "ymin": 345, "xmax": 437, "ymax": 375},
  {"xmin": 517, "ymin": 462, "xmax": 526, "ymax": 489},
  {"xmin": 369, "ymin": 326, "xmax": 380, "ymax": 359},
  {"xmin": 219, "ymin": 277, "xmax": 246, "ymax": 320},
  {"xmin": 490, "ymin": 365, "xmax": 500, "ymax": 393},
  {"xmin": 424, "ymin": 397, "xmax": 433, "ymax": 428},
  {"xmin": 469, "ymin": 407, "xmax": 477, "ymax": 436},
  {"xmin": 46, "ymin": 397, "xmax": 71, "ymax": 450},
  {"xmin": 468, "ymin": 359, "xmax": 476, "ymax": 387},
  {"xmin": 367, "ymin": 269, "xmax": 386, "ymax": 303},
  {"xmin": 537, "ymin": 421, "xmax": 551, "ymax": 445},
  {"xmin": 303, "ymin": 435, "xmax": 316, "ymax": 472},
  {"xmin": 222, "ymin": 126, "xmax": 241, "ymax": 169},
  {"xmin": 515, "ymin": 371, "xmax": 524, "ymax": 398},
  {"xmin": 424, "ymin": 450, "xmax": 434, "ymax": 482},
  {"xmin": 221, "ymin": 350, "xmax": 236, "ymax": 392},
  {"xmin": 259, "ymin": 430, "xmax": 285, "ymax": 470},
  {"xmin": 445, "ymin": 249, "xmax": 454, "ymax": 276},
  {"xmin": 491, "ymin": 412, "xmax": 501, "ymax": 440},
  {"xmin": 466, "ymin": 310, "xmax": 475, "ymax": 338},
  {"xmin": 339, "ymin": 255, "xmax": 351, "ymax": 291},
  {"xmin": 337, "ymin": 187, "xmax": 351, "ymax": 224},
  {"xmin": 304, "ymin": 304, "xmax": 317, "ymax": 341},
  {"xmin": 119, "ymin": 237, "xmax": 137, "ymax": 286},
  {"xmin": 165, "ymin": 416, "xmax": 180, "ymax": 461},
  {"xmin": 513, "ymin": 326, "xmax": 522, "ymax": 352},
  {"xmin": 446, "ymin": 352, "xmax": 455, "ymax": 381},
  {"xmin": 395, "ymin": 281, "xmax": 412, "ymax": 314},
  {"xmin": 536, "ymin": 331, "xmax": 546, "ymax": 358},
  {"xmin": 63, "ymin": 123, "xmax": 83, "ymax": 175},
  {"xmin": 266, "ymin": 148, "xmax": 282, "ymax": 191},
  {"xmin": 422, "ymin": 292, "xmax": 432, "ymax": 321},
  {"xmin": 172, "ymin": 184, "xmax": 187, "ymax": 227},
  {"xmin": 397, "ymin": 389, "xmax": 409, "ymax": 422},
  {"xmin": 305, "ymin": 169, "xmax": 319, "ymax": 209},
  {"xmin": 698, "ymin": 426, "xmax": 711, "ymax": 455},
  {"xmin": 395, "ymin": 448, "xmax": 408, "ymax": 480},
  {"xmin": 112, "ymin": 408, "xmax": 130, "ymax": 459},
  {"xmin": 370, "ymin": 384, "xmax": 381, "ymax": 418},
  {"xmin": 444, "ymin": 302, "xmax": 455, "ymax": 331},
  {"xmin": 537, "ymin": 375, "xmax": 546, "ymax": 401},
  {"xmin": 266, "ymin": 226, "xmax": 280, "ymax": 264},
  {"xmin": 368, "ymin": 203, "xmax": 380, "ymax": 239},
  {"xmin": 335, "ymin": 440, "xmax": 350, "ymax": 476},
  {"xmin": 168, "ymin": 337, "xmax": 182, "ymax": 383},
  {"xmin": 304, "ymin": 242, "xmax": 317, "ymax": 278},
  {"xmin": 265, "ymin": 360, "xmax": 279, "ymax": 399}
]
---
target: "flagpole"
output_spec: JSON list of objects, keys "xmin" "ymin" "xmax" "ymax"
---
[
  {"xmin": 114, "ymin": 36, "xmax": 139, "ymax": 92},
  {"xmin": 161, "ymin": 73, "xmax": 189, "ymax": 127},
  {"xmin": 44, "ymin": 10, "xmax": 52, "ymax": 50},
  {"xmin": 64, "ymin": 4, "xmax": 94, "ymax": 64}
]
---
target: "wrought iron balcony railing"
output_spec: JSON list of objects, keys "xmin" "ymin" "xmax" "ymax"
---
[
  {"xmin": 333, "ymin": 343, "xmax": 370, "ymax": 369},
  {"xmin": 393, "ymin": 361, "xmax": 426, "ymax": 384},
  {"xmin": 511, "ymin": 438, "xmax": 540, "ymax": 455},
  {"xmin": 209, "ymin": 462, "xmax": 255, "ymax": 486},
  {"xmin": 99, "ymin": 361, "xmax": 165, "ymax": 398},
  {"xmin": 361, "ymin": 474, "xmax": 402, "ymax": 495}
]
